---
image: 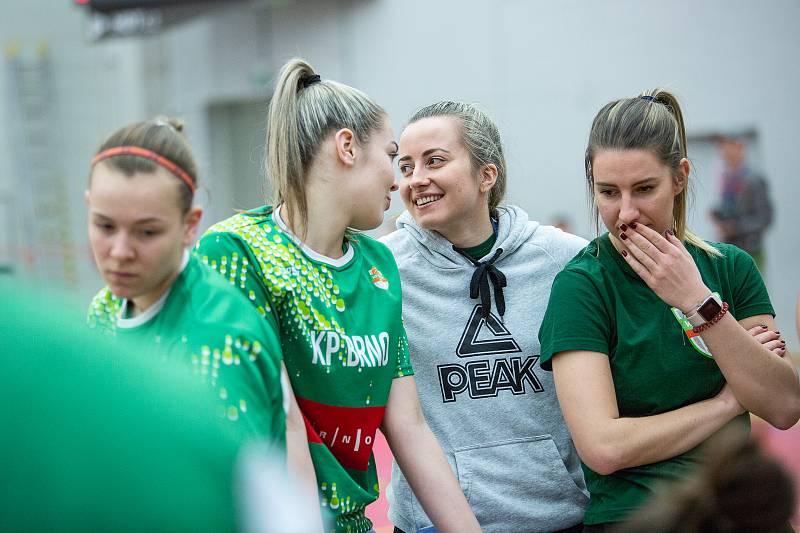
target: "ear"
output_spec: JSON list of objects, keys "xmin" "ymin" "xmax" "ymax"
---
[
  {"xmin": 182, "ymin": 206, "xmax": 203, "ymax": 246},
  {"xmin": 673, "ymin": 158, "xmax": 689, "ymax": 196},
  {"xmin": 334, "ymin": 128, "xmax": 356, "ymax": 167},
  {"xmin": 478, "ymin": 163, "xmax": 498, "ymax": 194}
]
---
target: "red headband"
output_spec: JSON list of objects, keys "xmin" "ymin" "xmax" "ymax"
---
[{"xmin": 91, "ymin": 146, "xmax": 196, "ymax": 193}]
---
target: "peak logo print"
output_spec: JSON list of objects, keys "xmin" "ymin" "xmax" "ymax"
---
[{"xmin": 439, "ymin": 305, "xmax": 543, "ymax": 402}]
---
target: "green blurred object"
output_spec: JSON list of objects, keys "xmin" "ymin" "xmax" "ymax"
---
[{"xmin": 0, "ymin": 281, "xmax": 241, "ymax": 532}]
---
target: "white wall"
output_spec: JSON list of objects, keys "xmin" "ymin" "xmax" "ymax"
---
[
  {"xmin": 2, "ymin": 0, "xmax": 798, "ymax": 341},
  {"xmin": 1, "ymin": 1, "xmax": 147, "ymax": 299}
]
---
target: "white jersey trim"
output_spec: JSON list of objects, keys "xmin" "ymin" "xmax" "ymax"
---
[
  {"xmin": 273, "ymin": 204, "xmax": 354, "ymax": 268},
  {"xmin": 116, "ymin": 250, "xmax": 190, "ymax": 329}
]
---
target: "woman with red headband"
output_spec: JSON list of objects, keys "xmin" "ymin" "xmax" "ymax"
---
[{"xmin": 85, "ymin": 118, "xmax": 290, "ymax": 451}]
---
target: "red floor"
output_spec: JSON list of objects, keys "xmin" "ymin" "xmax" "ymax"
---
[{"xmin": 367, "ymin": 419, "xmax": 800, "ymax": 531}]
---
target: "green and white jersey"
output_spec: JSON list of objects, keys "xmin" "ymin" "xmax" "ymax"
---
[
  {"xmin": 88, "ymin": 251, "xmax": 286, "ymax": 448},
  {"xmin": 196, "ymin": 205, "xmax": 413, "ymax": 533}
]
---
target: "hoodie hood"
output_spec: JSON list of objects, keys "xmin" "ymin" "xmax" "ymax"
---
[{"xmin": 393, "ymin": 205, "xmax": 539, "ymax": 270}]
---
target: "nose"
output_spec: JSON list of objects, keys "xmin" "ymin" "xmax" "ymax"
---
[
  {"xmin": 109, "ymin": 233, "xmax": 135, "ymax": 261},
  {"xmin": 408, "ymin": 166, "xmax": 430, "ymax": 190},
  {"xmin": 618, "ymin": 193, "xmax": 640, "ymax": 224},
  {"xmin": 389, "ymin": 181, "xmax": 399, "ymax": 192}
]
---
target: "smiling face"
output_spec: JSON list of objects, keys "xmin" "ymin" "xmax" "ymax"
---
[
  {"xmin": 344, "ymin": 121, "xmax": 399, "ymax": 231},
  {"xmin": 86, "ymin": 162, "xmax": 200, "ymax": 311},
  {"xmin": 591, "ymin": 148, "xmax": 687, "ymax": 238},
  {"xmin": 397, "ymin": 116, "xmax": 493, "ymax": 243}
]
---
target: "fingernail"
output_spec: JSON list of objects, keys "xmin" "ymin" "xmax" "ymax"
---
[
  {"xmin": 619, "ymin": 223, "xmax": 628, "ymax": 232},
  {"xmin": 761, "ymin": 325, "xmax": 768, "ymax": 329},
  {"xmin": 620, "ymin": 233, "xmax": 628, "ymax": 240},
  {"xmin": 629, "ymin": 222, "xmax": 638, "ymax": 229},
  {"xmin": 775, "ymin": 331, "xmax": 781, "ymax": 335},
  {"xmin": 621, "ymin": 250, "xmax": 628, "ymax": 257},
  {"xmin": 666, "ymin": 229, "xmax": 674, "ymax": 236}
]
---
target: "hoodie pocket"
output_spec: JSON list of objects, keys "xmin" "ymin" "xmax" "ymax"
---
[{"xmin": 446, "ymin": 435, "xmax": 588, "ymax": 532}]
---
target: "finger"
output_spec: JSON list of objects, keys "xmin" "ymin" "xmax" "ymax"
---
[
  {"xmin": 620, "ymin": 230, "xmax": 660, "ymax": 272},
  {"xmin": 664, "ymin": 230, "xmax": 693, "ymax": 259},
  {"xmin": 618, "ymin": 246, "xmax": 654, "ymax": 285},
  {"xmin": 746, "ymin": 324, "xmax": 768, "ymax": 337},
  {"xmin": 752, "ymin": 330, "xmax": 781, "ymax": 344},
  {"xmin": 627, "ymin": 222, "xmax": 672, "ymax": 254},
  {"xmin": 763, "ymin": 339, "xmax": 786, "ymax": 352}
]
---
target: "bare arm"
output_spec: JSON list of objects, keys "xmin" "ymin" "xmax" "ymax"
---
[
  {"xmin": 381, "ymin": 376, "xmax": 482, "ymax": 533},
  {"xmin": 703, "ymin": 313, "xmax": 800, "ymax": 428},
  {"xmin": 619, "ymin": 224, "xmax": 800, "ymax": 428},
  {"xmin": 551, "ymin": 350, "xmax": 744, "ymax": 475},
  {"xmin": 282, "ymin": 364, "xmax": 324, "ymax": 532}
]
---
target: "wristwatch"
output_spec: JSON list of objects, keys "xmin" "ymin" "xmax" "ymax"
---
[{"xmin": 686, "ymin": 293, "xmax": 723, "ymax": 327}]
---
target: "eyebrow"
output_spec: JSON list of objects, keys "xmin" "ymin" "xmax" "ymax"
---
[
  {"xmin": 91, "ymin": 212, "xmax": 165, "ymax": 224},
  {"xmin": 397, "ymin": 147, "xmax": 451, "ymax": 163},
  {"xmin": 593, "ymin": 177, "xmax": 659, "ymax": 188}
]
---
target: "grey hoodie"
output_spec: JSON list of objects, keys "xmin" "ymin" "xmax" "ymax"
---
[{"xmin": 381, "ymin": 205, "xmax": 589, "ymax": 533}]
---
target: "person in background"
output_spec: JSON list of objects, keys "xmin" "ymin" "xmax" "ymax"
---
[
  {"xmin": 539, "ymin": 89, "xmax": 800, "ymax": 530},
  {"xmin": 196, "ymin": 59, "xmax": 481, "ymax": 533},
  {"xmin": 382, "ymin": 101, "xmax": 588, "ymax": 533},
  {"xmin": 710, "ymin": 133, "xmax": 773, "ymax": 269},
  {"xmin": 85, "ymin": 118, "xmax": 290, "ymax": 449}
]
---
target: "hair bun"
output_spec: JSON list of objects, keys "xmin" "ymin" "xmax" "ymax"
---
[{"xmin": 152, "ymin": 116, "xmax": 186, "ymax": 133}]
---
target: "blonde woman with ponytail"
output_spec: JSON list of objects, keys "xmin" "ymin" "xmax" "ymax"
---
[
  {"xmin": 538, "ymin": 89, "xmax": 800, "ymax": 530},
  {"xmin": 196, "ymin": 59, "xmax": 481, "ymax": 533}
]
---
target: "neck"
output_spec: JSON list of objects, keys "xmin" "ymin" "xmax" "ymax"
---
[
  {"xmin": 282, "ymin": 194, "xmax": 348, "ymax": 259},
  {"xmin": 440, "ymin": 208, "xmax": 494, "ymax": 249}
]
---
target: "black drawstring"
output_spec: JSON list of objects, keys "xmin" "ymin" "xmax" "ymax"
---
[{"xmin": 452, "ymin": 246, "xmax": 506, "ymax": 319}]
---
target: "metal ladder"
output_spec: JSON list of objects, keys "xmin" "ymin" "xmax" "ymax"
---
[{"xmin": 5, "ymin": 40, "xmax": 77, "ymax": 287}]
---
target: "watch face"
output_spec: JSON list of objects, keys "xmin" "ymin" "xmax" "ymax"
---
[{"xmin": 698, "ymin": 297, "xmax": 723, "ymax": 322}]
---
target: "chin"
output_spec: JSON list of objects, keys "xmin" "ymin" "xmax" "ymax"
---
[{"xmin": 350, "ymin": 215, "xmax": 383, "ymax": 231}]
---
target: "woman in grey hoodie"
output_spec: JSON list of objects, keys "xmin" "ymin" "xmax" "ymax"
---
[{"xmin": 381, "ymin": 101, "xmax": 589, "ymax": 533}]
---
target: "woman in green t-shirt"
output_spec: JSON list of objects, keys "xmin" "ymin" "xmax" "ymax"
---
[
  {"xmin": 85, "ymin": 118, "xmax": 288, "ymax": 449},
  {"xmin": 538, "ymin": 89, "xmax": 800, "ymax": 529},
  {"xmin": 195, "ymin": 58, "xmax": 481, "ymax": 533}
]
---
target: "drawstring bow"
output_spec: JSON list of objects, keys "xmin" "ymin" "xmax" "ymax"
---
[{"xmin": 452, "ymin": 246, "xmax": 507, "ymax": 319}]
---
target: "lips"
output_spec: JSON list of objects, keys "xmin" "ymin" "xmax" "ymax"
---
[{"xmin": 107, "ymin": 271, "xmax": 138, "ymax": 282}]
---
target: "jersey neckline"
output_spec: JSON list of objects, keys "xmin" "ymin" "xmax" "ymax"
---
[
  {"xmin": 116, "ymin": 250, "xmax": 190, "ymax": 329},
  {"xmin": 272, "ymin": 204, "xmax": 356, "ymax": 268}
]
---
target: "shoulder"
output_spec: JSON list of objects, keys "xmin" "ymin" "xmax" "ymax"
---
[
  {"xmin": 689, "ymin": 239, "xmax": 753, "ymax": 270},
  {"xmin": 524, "ymin": 224, "xmax": 589, "ymax": 267},
  {"xmin": 179, "ymin": 258, "xmax": 270, "ymax": 331},
  {"xmin": 378, "ymin": 228, "xmax": 418, "ymax": 265},
  {"xmin": 353, "ymin": 232, "xmax": 401, "ymax": 273},
  {"xmin": 200, "ymin": 208, "xmax": 274, "ymax": 249},
  {"xmin": 551, "ymin": 239, "xmax": 609, "ymax": 289}
]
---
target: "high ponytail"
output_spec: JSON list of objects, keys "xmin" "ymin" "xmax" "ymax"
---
[
  {"xmin": 585, "ymin": 88, "xmax": 721, "ymax": 257},
  {"xmin": 265, "ymin": 58, "xmax": 386, "ymax": 237}
]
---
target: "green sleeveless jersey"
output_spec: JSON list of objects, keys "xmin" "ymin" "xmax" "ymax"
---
[
  {"xmin": 88, "ymin": 252, "xmax": 286, "ymax": 448},
  {"xmin": 196, "ymin": 205, "xmax": 413, "ymax": 533}
]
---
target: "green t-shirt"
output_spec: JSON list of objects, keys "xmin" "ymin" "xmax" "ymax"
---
[
  {"xmin": 538, "ymin": 233, "xmax": 774, "ymax": 525},
  {"xmin": 88, "ymin": 252, "xmax": 285, "ymax": 447},
  {"xmin": 2, "ymin": 281, "xmax": 243, "ymax": 532},
  {"xmin": 461, "ymin": 231, "xmax": 497, "ymax": 261},
  {"xmin": 195, "ymin": 205, "xmax": 413, "ymax": 533}
]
